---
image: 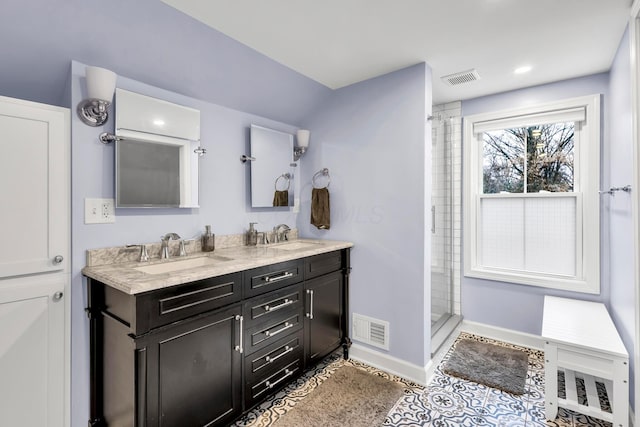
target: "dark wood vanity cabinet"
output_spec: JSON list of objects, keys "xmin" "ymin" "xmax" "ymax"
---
[{"xmin": 87, "ymin": 248, "xmax": 350, "ymax": 427}]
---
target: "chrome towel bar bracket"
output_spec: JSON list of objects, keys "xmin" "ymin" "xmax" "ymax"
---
[
  {"xmin": 312, "ymin": 168, "xmax": 330, "ymax": 189},
  {"xmin": 275, "ymin": 173, "xmax": 292, "ymax": 191},
  {"xmin": 599, "ymin": 185, "xmax": 632, "ymax": 196}
]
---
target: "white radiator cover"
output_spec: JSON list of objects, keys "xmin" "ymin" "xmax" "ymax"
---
[{"xmin": 352, "ymin": 313, "xmax": 389, "ymax": 350}]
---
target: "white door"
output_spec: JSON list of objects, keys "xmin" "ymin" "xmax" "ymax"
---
[
  {"xmin": 0, "ymin": 98, "xmax": 69, "ymax": 277},
  {"xmin": 0, "ymin": 276, "xmax": 66, "ymax": 426},
  {"xmin": 0, "ymin": 96, "xmax": 69, "ymax": 427}
]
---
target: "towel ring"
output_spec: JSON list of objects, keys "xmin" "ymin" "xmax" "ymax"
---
[
  {"xmin": 312, "ymin": 168, "xmax": 330, "ymax": 189},
  {"xmin": 275, "ymin": 173, "xmax": 291, "ymax": 191}
]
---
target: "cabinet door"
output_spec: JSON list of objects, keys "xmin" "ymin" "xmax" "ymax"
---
[
  {"xmin": 304, "ymin": 271, "xmax": 343, "ymax": 366},
  {"xmin": 144, "ymin": 305, "xmax": 243, "ymax": 427},
  {"xmin": 0, "ymin": 276, "xmax": 65, "ymax": 427},
  {"xmin": 0, "ymin": 96, "xmax": 69, "ymax": 278}
]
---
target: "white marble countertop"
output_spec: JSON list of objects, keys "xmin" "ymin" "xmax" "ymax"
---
[{"xmin": 82, "ymin": 239, "xmax": 354, "ymax": 295}]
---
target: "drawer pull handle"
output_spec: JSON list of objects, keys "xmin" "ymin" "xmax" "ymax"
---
[
  {"xmin": 264, "ymin": 322, "xmax": 292, "ymax": 338},
  {"xmin": 263, "ymin": 272, "xmax": 294, "ymax": 283},
  {"xmin": 234, "ymin": 315, "xmax": 244, "ymax": 354},
  {"xmin": 265, "ymin": 345, "xmax": 293, "ymax": 364},
  {"xmin": 264, "ymin": 298, "xmax": 293, "ymax": 312},
  {"xmin": 266, "ymin": 368, "xmax": 292, "ymax": 389},
  {"xmin": 306, "ymin": 289, "xmax": 314, "ymax": 319}
]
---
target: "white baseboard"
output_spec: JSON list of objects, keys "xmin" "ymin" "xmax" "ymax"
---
[
  {"xmin": 460, "ymin": 320, "xmax": 544, "ymax": 350},
  {"xmin": 349, "ymin": 343, "xmax": 432, "ymax": 386}
]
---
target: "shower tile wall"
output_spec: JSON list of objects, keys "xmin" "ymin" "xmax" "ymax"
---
[{"xmin": 431, "ymin": 102, "xmax": 462, "ymax": 322}]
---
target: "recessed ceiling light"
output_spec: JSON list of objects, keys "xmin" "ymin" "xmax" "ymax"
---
[
  {"xmin": 514, "ymin": 66, "xmax": 532, "ymax": 74},
  {"xmin": 153, "ymin": 119, "xmax": 165, "ymax": 126}
]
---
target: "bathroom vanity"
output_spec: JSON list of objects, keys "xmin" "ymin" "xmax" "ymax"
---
[{"xmin": 83, "ymin": 239, "xmax": 352, "ymax": 427}]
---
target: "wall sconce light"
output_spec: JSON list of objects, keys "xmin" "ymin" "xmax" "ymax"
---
[
  {"xmin": 294, "ymin": 129, "xmax": 310, "ymax": 161},
  {"xmin": 77, "ymin": 66, "xmax": 117, "ymax": 127}
]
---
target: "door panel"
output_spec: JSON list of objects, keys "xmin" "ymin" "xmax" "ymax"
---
[
  {"xmin": 305, "ymin": 271, "xmax": 343, "ymax": 365},
  {"xmin": 149, "ymin": 305, "xmax": 242, "ymax": 427},
  {"xmin": 0, "ymin": 278, "xmax": 65, "ymax": 427},
  {"xmin": 0, "ymin": 98, "xmax": 69, "ymax": 278}
]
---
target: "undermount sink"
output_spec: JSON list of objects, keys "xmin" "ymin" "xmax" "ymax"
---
[
  {"xmin": 134, "ymin": 255, "xmax": 234, "ymax": 275},
  {"xmin": 272, "ymin": 241, "xmax": 321, "ymax": 251}
]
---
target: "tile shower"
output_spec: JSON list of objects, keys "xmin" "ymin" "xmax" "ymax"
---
[{"xmin": 431, "ymin": 102, "xmax": 462, "ymax": 344}]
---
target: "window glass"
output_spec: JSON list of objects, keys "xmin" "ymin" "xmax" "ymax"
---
[
  {"xmin": 482, "ymin": 122, "xmax": 574, "ymax": 194},
  {"xmin": 464, "ymin": 96, "xmax": 599, "ymax": 293}
]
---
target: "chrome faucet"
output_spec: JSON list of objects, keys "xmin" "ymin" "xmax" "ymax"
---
[
  {"xmin": 273, "ymin": 224, "xmax": 291, "ymax": 243},
  {"xmin": 161, "ymin": 233, "xmax": 181, "ymax": 259},
  {"xmin": 126, "ymin": 244, "xmax": 149, "ymax": 262}
]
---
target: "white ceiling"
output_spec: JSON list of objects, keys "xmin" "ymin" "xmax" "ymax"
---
[{"xmin": 160, "ymin": 0, "xmax": 631, "ymax": 104}]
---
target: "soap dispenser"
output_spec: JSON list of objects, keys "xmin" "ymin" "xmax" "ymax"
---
[
  {"xmin": 247, "ymin": 222, "xmax": 258, "ymax": 246},
  {"xmin": 202, "ymin": 225, "xmax": 215, "ymax": 252}
]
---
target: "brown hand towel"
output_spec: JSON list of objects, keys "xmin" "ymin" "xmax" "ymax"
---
[
  {"xmin": 311, "ymin": 187, "xmax": 330, "ymax": 229},
  {"xmin": 273, "ymin": 190, "xmax": 289, "ymax": 207}
]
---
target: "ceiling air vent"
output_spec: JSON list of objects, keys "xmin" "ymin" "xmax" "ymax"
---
[
  {"xmin": 441, "ymin": 69, "xmax": 481, "ymax": 86},
  {"xmin": 352, "ymin": 313, "xmax": 389, "ymax": 350}
]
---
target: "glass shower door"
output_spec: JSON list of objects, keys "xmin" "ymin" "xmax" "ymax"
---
[{"xmin": 431, "ymin": 116, "xmax": 453, "ymax": 334}]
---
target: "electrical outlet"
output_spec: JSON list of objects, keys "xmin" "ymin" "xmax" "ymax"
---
[
  {"xmin": 85, "ymin": 198, "xmax": 116, "ymax": 224},
  {"xmin": 101, "ymin": 199, "xmax": 115, "ymax": 222}
]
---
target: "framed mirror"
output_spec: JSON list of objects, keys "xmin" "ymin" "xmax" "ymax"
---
[
  {"xmin": 250, "ymin": 125, "xmax": 294, "ymax": 208},
  {"xmin": 114, "ymin": 89, "xmax": 201, "ymax": 208}
]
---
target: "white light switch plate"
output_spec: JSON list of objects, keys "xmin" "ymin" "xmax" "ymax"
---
[{"xmin": 85, "ymin": 198, "xmax": 116, "ymax": 224}]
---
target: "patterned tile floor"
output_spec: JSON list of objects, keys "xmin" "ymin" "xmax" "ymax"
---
[{"xmin": 234, "ymin": 332, "xmax": 613, "ymax": 427}]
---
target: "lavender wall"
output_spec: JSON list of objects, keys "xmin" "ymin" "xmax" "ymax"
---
[
  {"xmin": 0, "ymin": 0, "xmax": 331, "ymax": 124},
  {"xmin": 0, "ymin": 3, "xmax": 333, "ymax": 424},
  {"xmin": 461, "ymin": 73, "xmax": 611, "ymax": 335},
  {"xmin": 296, "ymin": 63, "xmax": 432, "ymax": 366},
  {"xmin": 70, "ymin": 61, "xmax": 304, "ymax": 426},
  {"xmin": 607, "ymin": 26, "xmax": 636, "ymax": 407}
]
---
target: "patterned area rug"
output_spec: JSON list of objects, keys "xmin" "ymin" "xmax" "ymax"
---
[
  {"xmin": 442, "ymin": 338, "xmax": 529, "ymax": 395},
  {"xmin": 272, "ymin": 365, "xmax": 405, "ymax": 427},
  {"xmin": 233, "ymin": 354, "xmax": 418, "ymax": 427}
]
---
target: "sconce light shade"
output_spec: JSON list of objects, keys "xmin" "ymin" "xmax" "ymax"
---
[
  {"xmin": 86, "ymin": 66, "xmax": 117, "ymax": 101},
  {"xmin": 77, "ymin": 66, "xmax": 117, "ymax": 127},
  {"xmin": 294, "ymin": 129, "xmax": 310, "ymax": 161},
  {"xmin": 297, "ymin": 129, "xmax": 310, "ymax": 148}
]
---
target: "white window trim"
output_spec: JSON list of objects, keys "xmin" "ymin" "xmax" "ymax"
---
[{"xmin": 463, "ymin": 95, "xmax": 601, "ymax": 294}]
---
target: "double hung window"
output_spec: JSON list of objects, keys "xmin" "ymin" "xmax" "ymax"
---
[{"xmin": 463, "ymin": 96, "xmax": 600, "ymax": 293}]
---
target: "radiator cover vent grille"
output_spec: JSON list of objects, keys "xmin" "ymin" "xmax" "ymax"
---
[
  {"xmin": 441, "ymin": 69, "xmax": 481, "ymax": 86},
  {"xmin": 352, "ymin": 313, "xmax": 389, "ymax": 350}
]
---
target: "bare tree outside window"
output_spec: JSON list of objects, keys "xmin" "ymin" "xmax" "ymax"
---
[{"xmin": 482, "ymin": 122, "xmax": 574, "ymax": 194}]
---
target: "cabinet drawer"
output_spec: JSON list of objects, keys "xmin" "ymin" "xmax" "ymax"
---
[
  {"xmin": 304, "ymin": 250, "xmax": 343, "ymax": 280},
  {"xmin": 243, "ymin": 284, "xmax": 304, "ymax": 328},
  {"xmin": 245, "ymin": 308, "xmax": 303, "ymax": 355},
  {"xmin": 246, "ymin": 358, "xmax": 302, "ymax": 409},
  {"xmin": 243, "ymin": 259, "xmax": 303, "ymax": 298},
  {"xmin": 137, "ymin": 272, "xmax": 242, "ymax": 333},
  {"xmin": 245, "ymin": 329, "xmax": 304, "ymax": 383}
]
